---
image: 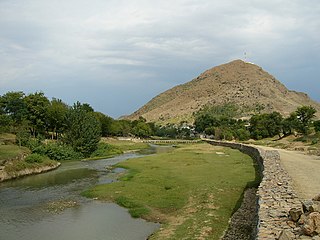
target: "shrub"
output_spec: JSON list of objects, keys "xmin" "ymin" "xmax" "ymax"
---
[
  {"xmin": 25, "ymin": 153, "xmax": 45, "ymax": 163},
  {"xmin": 90, "ymin": 143, "xmax": 122, "ymax": 158},
  {"xmin": 235, "ymin": 129, "xmax": 251, "ymax": 141},
  {"xmin": 28, "ymin": 141, "xmax": 83, "ymax": 161}
]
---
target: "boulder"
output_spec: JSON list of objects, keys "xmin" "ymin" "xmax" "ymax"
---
[
  {"xmin": 303, "ymin": 200, "xmax": 315, "ymax": 213},
  {"xmin": 301, "ymin": 212, "xmax": 320, "ymax": 236},
  {"xmin": 290, "ymin": 207, "xmax": 303, "ymax": 222},
  {"xmin": 310, "ymin": 202, "xmax": 320, "ymax": 213},
  {"xmin": 312, "ymin": 194, "xmax": 320, "ymax": 202},
  {"xmin": 278, "ymin": 230, "xmax": 295, "ymax": 240}
]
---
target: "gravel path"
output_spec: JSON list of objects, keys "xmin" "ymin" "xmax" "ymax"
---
[{"xmin": 256, "ymin": 145, "xmax": 320, "ymax": 199}]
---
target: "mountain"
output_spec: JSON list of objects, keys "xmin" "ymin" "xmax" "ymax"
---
[{"xmin": 126, "ymin": 60, "xmax": 320, "ymax": 123}]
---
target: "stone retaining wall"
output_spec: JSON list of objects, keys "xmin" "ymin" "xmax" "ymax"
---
[{"xmin": 203, "ymin": 139, "xmax": 301, "ymax": 240}]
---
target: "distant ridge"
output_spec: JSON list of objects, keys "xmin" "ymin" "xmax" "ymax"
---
[{"xmin": 126, "ymin": 60, "xmax": 320, "ymax": 123}]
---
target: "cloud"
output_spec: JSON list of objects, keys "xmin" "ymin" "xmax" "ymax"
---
[{"xmin": 0, "ymin": 0, "xmax": 319, "ymax": 117}]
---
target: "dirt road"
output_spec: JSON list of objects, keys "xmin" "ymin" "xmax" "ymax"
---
[{"xmin": 257, "ymin": 145, "xmax": 320, "ymax": 199}]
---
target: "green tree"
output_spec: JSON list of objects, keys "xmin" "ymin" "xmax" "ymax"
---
[
  {"xmin": 110, "ymin": 120, "xmax": 132, "ymax": 136},
  {"xmin": 249, "ymin": 112, "xmax": 283, "ymax": 139},
  {"xmin": 64, "ymin": 102, "xmax": 101, "ymax": 157},
  {"xmin": 282, "ymin": 113, "xmax": 298, "ymax": 136},
  {"xmin": 314, "ymin": 120, "xmax": 320, "ymax": 133},
  {"xmin": 24, "ymin": 92, "xmax": 50, "ymax": 136},
  {"xmin": 295, "ymin": 106, "xmax": 317, "ymax": 135},
  {"xmin": 0, "ymin": 91, "xmax": 28, "ymax": 124},
  {"xmin": 94, "ymin": 112, "xmax": 114, "ymax": 137},
  {"xmin": 47, "ymin": 98, "xmax": 69, "ymax": 140},
  {"xmin": 133, "ymin": 121, "xmax": 152, "ymax": 138}
]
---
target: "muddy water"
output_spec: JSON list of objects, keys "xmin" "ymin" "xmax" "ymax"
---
[{"xmin": 0, "ymin": 148, "xmax": 169, "ymax": 240}]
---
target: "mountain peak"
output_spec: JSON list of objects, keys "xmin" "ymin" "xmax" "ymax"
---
[{"xmin": 126, "ymin": 60, "xmax": 320, "ymax": 123}]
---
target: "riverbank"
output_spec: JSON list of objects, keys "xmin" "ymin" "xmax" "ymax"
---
[
  {"xmin": 0, "ymin": 159, "xmax": 60, "ymax": 182},
  {"xmin": 83, "ymin": 143, "xmax": 258, "ymax": 239}
]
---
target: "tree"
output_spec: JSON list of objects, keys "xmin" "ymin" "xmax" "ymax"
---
[
  {"xmin": 295, "ymin": 106, "xmax": 316, "ymax": 135},
  {"xmin": 64, "ymin": 102, "xmax": 101, "ymax": 157},
  {"xmin": 24, "ymin": 92, "xmax": 50, "ymax": 136},
  {"xmin": 47, "ymin": 98, "xmax": 68, "ymax": 140},
  {"xmin": 0, "ymin": 91, "xmax": 28, "ymax": 124},
  {"xmin": 249, "ymin": 112, "xmax": 283, "ymax": 139},
  {"xmin": 133, "ymin": 121, "xmax": 152, "ymax": 138},
  {"xmin": 93, "ymin": 112, "xmax": 114, "ymax": 137},
  {"xmin": 314, "ymin": 120, "xmax": 320, "ymax": 133},
  {"xmin": 282, "ymin": 113, "xmax": 298, "ymax": 136},
  {"xmin": 109, "ymin": 120, "xmax": 132, "ymax": 136}
]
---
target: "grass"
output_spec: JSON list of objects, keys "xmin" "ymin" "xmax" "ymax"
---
[
  {"xmin": 83, "ymin": 143, "xmax": 258, "ymax": 239},
  {"xmin": 4, "ymin": 157, "xmax": 58, "ymax": 174},
  {"xmin": 0, "ymin": 144, "xmax": 30, "ymax": 165},
  {"xmin": 100, "ymin": 137, "xmax": 150, "ymax": 152}
]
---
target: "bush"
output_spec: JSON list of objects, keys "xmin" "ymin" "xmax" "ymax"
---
[
  {"xmin": 90, "ymin": 143, "xmax": 123, "ymax": 158},
  {"xmin": 235, "ymin": 129, "xmax": 251, "ymax": 141},
  {"xmin": 25, "ymin": 153, "xmax": 45, "ymax": 163},
  {"xmin": 44, "ymin": 143, "xmax": 83, "ymax": 160},
  {"xmin": 28, "ymin": 141, "xmax": 83, "ymax": 161}
]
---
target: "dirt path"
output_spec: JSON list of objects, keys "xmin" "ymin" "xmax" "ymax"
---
[{"xmin": 256, "ymin": 145, "xmax": 320, "ymax": 199}]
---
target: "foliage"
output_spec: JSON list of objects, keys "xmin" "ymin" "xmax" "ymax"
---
[
  {"xmin": 24, "ymin": 92, "xmax": 50, "ymax": 136},
  {"xmin": 0, "ymin": 91, "xmax": 28, "ymax": 124},
  {"xmin": 64, "ymin": 102, "xmax": 101, "ymax": 157},
  {"xmin": 0, "ymin": 114, "xmax": 13, "ymax": 133},
  {"xmin": 109, "ymin": 119, "xmax": 132, "ymax": 136},
  {"xmin": 90, "ymin": 142, "xmax": 123, "ymax": 158},
  {"xmin": 47, "ymin": 98, "xmax": 68, "ymax": 139},
  {"xmin": 295, "ymin": 106, "xmax": 316, "ymax": 135},
  {"xmin": 43, "ymin": 143, "xmax": 83, "ymax": 161},
  {"xmin": 282, "ymin": 113, "xmax": 298, "ymax": 136},
  {"xmin": 25, "ymin": 153, "xmax": 45, "ymax": 163},
  {"xmin": 314, "ymin": 120, "xmax": 320, "ymax": 132},
  {"xmin": 249, "ymin": 112, "xmax": 283, "ymax": 139},
  {"xmin": 94, "ymin": 112, "xmax": 114, "ymax": 136}
]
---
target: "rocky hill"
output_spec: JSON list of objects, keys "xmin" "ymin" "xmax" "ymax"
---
[{"xmin": 126, "ymin": 60, "xmax": 320, "ymax": 123}]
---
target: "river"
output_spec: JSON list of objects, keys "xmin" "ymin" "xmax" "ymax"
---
[{"xmin": 0, "ymin": 147, "xmax": 167, "ymax": 240}]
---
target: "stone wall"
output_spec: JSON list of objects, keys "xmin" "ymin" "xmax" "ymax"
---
[{"xmin": 204, "ymin": 139, "xmax": 301, "ymax": 240}]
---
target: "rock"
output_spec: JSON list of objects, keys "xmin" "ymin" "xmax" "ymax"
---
[
  {"xmin": 303, "ymin": 200, "xmax": 315, "ymax": 213},
  {"xmin": 290, "ymin": 207, "xmax": 303, "ymax": 222},
  {"xmin": 278, "ymin": 230, "xmax": 295, "ymax": 240},
  {"xmin": 312, "ymin": 194, "xmax": 320, "ymax": 201},
  {"xmin": 287, "ymin": 220, "xmax": 297, "ymax": 229},
  {"xmin": 310, "ymin": 202, "xmax": 320, "ymax": 212},
  {"xmin": 301, "ymin": 237, "xmax": 313, "ymax": 240},
  {"xmin": 302, "ymin": 212, "xmax": 320, "ymax": 236},
  {"xmin": 299, "ymin": 214, "xmax": 308, "ymax": 225},
  {"xmin": 298, "ymin": 236, "xmax": 312, "ymax": 240}
]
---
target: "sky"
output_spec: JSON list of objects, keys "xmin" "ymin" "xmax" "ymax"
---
[{"xmin": 0, "ymin": 0, "xmax": 319, "ymax": 118}]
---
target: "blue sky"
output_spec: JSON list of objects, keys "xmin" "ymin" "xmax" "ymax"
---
[{"xmin": 1, "ymin": 0, "xmax": 319, "ymax": 118}]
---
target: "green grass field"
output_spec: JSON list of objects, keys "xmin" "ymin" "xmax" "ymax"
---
[
  {"xmin": 83, "ymin": 143, "xmax": 258, "ymax": 239},
  {"xmin": 101, "ymin": 137, "xmax": 150, "ymax": 152}
]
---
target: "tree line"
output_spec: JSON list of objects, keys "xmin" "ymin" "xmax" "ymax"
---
[
  {"xmin": 1, "ymin": 91, "xmax": 319, "ymax": 159},
  {"xmin": 194, "ymin": 103, "xmax": 320, "ymax": 141},
  {"xmin": 0, "ymin": 91, "xmax": 158, "ymax": 157}
]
